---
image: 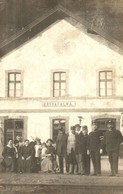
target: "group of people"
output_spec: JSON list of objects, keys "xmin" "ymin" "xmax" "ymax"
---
[{"xmin": 1, "ymin": 119, "xmax": 123, "ymax": 176}]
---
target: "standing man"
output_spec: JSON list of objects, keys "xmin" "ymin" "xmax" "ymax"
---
[
  {"xmin": 75, "ymin": 124, "xmax": 84, "ymax": 175},
  {"xmin": 88, "ymin": 120, "xmax": 103, "ymax": 176},
  {"xmin": 81, "ymin": 125, "xmax": 90, "ymax": 175},
  {"xmin": 67, "ymin": 126, "xmax": 77, "ymax": 174},
  {"xmin": 104, "ymin": 120, "xmax": 123, "ymax": 176},
  {"xmin": 56, "ymin": 128, "xmax": 68, "ymax": 174}
]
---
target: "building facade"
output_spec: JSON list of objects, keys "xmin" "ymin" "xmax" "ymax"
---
[{"xmin": 0, "ymin": 9, "xmax": 123, "ymax": 157}]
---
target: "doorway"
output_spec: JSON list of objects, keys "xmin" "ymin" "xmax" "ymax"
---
[{"xmin": 52, "ymin": 119, "xmax": 66, "ymax": 142}]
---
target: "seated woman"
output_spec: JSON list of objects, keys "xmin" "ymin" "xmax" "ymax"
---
[
  {"xmin": 2, "ymin": 139, "xmax": 15, "ymax": 172},
  {"xmin": 41, "ymin": 139, "xmax": 55, "ymax": 173}
]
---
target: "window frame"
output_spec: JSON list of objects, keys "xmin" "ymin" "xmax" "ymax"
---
[
  {"xmin": 5, "ymin": 70, "xmax": 23, "ymax": 98},
  {"xmin": 52, "ymin": 118, "xmax": 66, "ymax": 142},
  {"xmin": 50, "ymin": 116, "xmax": 69, "ymax": 142},
  {"xmin": 99, "ymin": 70, "xmax": 113, "ymax": 97},
  {"xmin": 51, "ymin": 70, "xmax": 69, "ymax": 98},
  {"xmin": 4, "ymin": 119, "xmax": 24, "ymax": 144}
]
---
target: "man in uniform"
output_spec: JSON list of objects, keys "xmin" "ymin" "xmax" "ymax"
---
[
  {"xmin": 87, "ymin": 120, "xmax": 103, "ymax": 176},
  {"xmin": 104, "ymin": 120, "xmax": 123, "ymax": 176},
  {"xmin": 81, "ymin": 125, "xmax": 90, "ymax": 175}
]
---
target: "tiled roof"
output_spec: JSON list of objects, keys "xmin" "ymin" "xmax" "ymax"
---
[{"xmin": 0, "ymin": 1, "xmax": 123, "ymax": 57}]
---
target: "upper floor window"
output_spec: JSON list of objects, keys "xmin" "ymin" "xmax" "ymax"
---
[
  {"xmin": 8, "ymin": 72, "xmax": 22, "ymax": 97},
  {"xmin": 99, "ymin": 71, "xmax": 113, "ymax": 96},
  {"xmin": 53, "ymin": 72, "xmax": 66, "ymax": 97}
]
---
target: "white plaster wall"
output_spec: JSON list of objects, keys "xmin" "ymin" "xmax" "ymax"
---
[
  {"xmin": 0, "ymin": 19, "xmax": 123, "ymax": 98},
  {"xmin": 27, "ymin": 112, "xmax": 120, "ymax": 142},
  {"xmin": 0, "ymin": 111, "xmax": 121, "ymax": 143}
]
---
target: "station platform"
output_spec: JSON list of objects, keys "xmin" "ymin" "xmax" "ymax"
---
[{"xmin": 0, "ymin": 157, "xmax": 123, "ymax": 194}]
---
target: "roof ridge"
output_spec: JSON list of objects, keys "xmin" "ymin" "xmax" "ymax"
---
[{"xmin": 0, "ymin": 4, "xmax": 122, "ymax": 56}]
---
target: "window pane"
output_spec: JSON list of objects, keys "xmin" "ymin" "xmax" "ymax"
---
[
  {"xmin": 54, "ymin": 73, "xmax": 60, "ymax": 81},
  {"xmin": 16, "ymin": 73, "xmax": 21, "ymax": 81},
  {"xmin": 107, "ymin": 72, "xmax": 112, "ymax": 79},
  {"xmin": 9, "ymin": 83, "xmax": 14, "ymax": 90},
  {"xmin": 6, "ymin": 131, "xmax": 14, "ymax": 142},
  {"xmin": 100, "ymin": 82, "xmax": 105, "ymax": 89},
  {"xmin": 107, "ymin": 89, "xmax": 112, "ymax": 96},
  {"xmin": 54, "ymin": 82, "xmax": 60, "ymax": 90},
  {"xmin": 99, "ymin": 72, "xmax": 105, "ymax": 80},
  {"xmin": 9, "ymin": 90, "xmax": 14, "ymax": 97},
  {"xmin": 61, "ymin": 73, "xmax": 66, "ymax": 81},
  {"xmin": 100, "ymin": 88, "xmax": 105, "ymax": 96},
  {"xmin": 107, "ymin": 82, "xmax": 112, "ymax": 89},
  {"xmin": 5, "ymin": 120, "xmax": 14, "ymax": 129},
  {"xmin": 15, "ymin": 120, "xmax": 24, "ymax": 129},
  {"xmin": 61, "ymin": 90, "xmax": 65, "ymax": 97},
  {"xmin": 98, "ymin": 121, "xmax": 106, "ymax": 130},
  {"xmin": 54, "ymin": 90, "xmax": 59, "ymax": 97},
  {"xmin": 16, "ymin": 90, "xmax": 21, "ymax": 97},
  {"xmin": 53, "ymin": 120, "xmax": 60, "ymax": 124},
  {"xmin": 16, "ymin": 83, "xmax": 21, "ymax": 90},
  {"xmin": 61, "ymin": 82, "xmax": 66, "ymax": 90},
  {"xmin": 9, "ymin": 74, "xmax": 14, "ymax": 81},
  {"xmin": 60, "ymin": 120, "xmax": 66, "ymax": 124}
]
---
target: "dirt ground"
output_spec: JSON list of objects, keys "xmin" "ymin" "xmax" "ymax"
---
[{"xmin": 0, "ymin": 157, "xmax": 123, "ymax": 194}]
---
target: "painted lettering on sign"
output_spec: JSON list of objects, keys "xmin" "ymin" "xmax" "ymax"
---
[{"xmin": 42, "ymin": 101, "xmax": 76, "ymax": 107}]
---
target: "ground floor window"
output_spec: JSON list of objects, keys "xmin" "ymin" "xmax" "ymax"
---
[
  {"xmin": 52, "ymin": 119, "xmax": 66, "ymax": 142},
  {"xmin": 4, "ymin": 119, "xmax": 24, "ymax": 145},
  {"xmin": 96, "ymin": 118, "xmax": 116, "ymax": 131}
]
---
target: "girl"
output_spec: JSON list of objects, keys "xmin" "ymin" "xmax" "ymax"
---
[{"xmin": 34, "ymin": 138, "xmax": 42, "ymax": 172}]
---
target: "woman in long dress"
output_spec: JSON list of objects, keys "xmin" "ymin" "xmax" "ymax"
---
[{"xmin": 2, "ymin": 139, "xmax": 15, "ymax": 172}]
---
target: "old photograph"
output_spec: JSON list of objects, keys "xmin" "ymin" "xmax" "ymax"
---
[{"xmin": 0, "ymin": 0, "xmax": 123, "ymax": 194}]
